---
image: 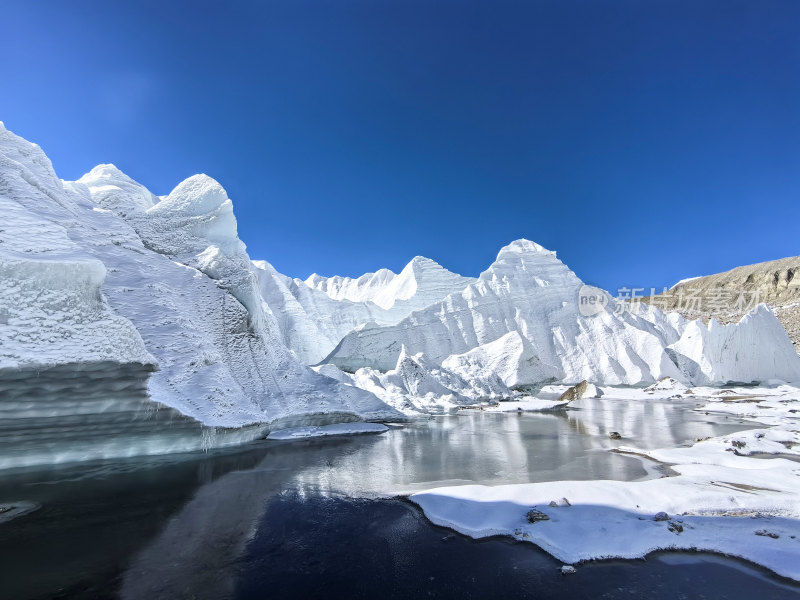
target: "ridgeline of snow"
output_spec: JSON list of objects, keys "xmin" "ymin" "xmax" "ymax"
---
[
  {"xmin": 325, "ymin": 240, "xmax": 800, "ymax": 386},
  {"xmin": 304, "ymin": 257, "xmax": 475, "ymax": 311},
  {"xmin": 253, "ymin": 256, "xmax": 476, "ymax": 364},
  {"xmin": 253, "ymin": 259, "xmax": 384, "ymax": 365}
]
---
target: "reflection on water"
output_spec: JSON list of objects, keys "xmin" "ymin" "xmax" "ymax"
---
[{"xmin": 0, "ymin": 398, "xmax": 769, "ymax": 599}]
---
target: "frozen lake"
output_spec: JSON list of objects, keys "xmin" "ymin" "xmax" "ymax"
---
[{"xmin": 0, "ymin": 397, "xmax": 797, "ymax": 599}]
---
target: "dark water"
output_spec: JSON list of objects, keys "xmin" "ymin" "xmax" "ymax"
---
[{"xmin": 0, "ymin": 399, "xmax": 795, "ymax": 599}]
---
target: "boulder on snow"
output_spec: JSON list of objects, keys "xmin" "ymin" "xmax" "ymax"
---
[
  {"xmin": 526, "ymin": 508, "xmax": 550, "ymax": 523},
  {"xmin": 558, "ymin": 380, "xmax": 588, "ymax": 402}
]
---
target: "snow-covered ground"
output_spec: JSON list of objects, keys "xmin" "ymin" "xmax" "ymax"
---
[{"xmin": 411, "ymin": 384, "xmax": 800, "ymax": 581}]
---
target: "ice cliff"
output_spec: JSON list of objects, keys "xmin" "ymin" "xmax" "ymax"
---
[{"xmin": 0, "ymin": 123, "xmax": 401, "ymax": 467}]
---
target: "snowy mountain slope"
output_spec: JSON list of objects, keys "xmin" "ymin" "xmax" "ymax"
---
[
  {"xmin": 325, "ymin": 240, "xmax": 800, "ymax": 386},
  {"xmin": 252, "ymin": 256, "xmax": 477, "ymax": 364},
  {"xmin": 0, "ymin": 123, "xmax": 401, "ymax": 468},
  {"xmin": 74, "ymin": 161, "xmax": 399, "ymax": 426},
  {"xmin": 441, "ymin": 331, "xmax": 556, "ymax": 389},
  {"xmin": 305, "ymin": 257, "xmax": 475, "ymax": 311},
  {"xmin": 252, "ymin": 259, "xmax": 389, "ymax": 364}
]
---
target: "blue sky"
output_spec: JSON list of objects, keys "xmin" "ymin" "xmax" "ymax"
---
[{"xmin": 2, "ymin": 0, "xmax": 798, "ymax": 291}]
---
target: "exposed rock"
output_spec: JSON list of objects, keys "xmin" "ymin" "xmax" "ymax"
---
[
  {"xmin": 668, "ymin": 521, "xmax": 684, "ymax": 533},
  {"xmin": 526, "ymin": 508, "xmax": 550, "ymax": 523},
  {"xmin": 609, "ymin": 431, "xmax": 622, "ymax": 440},
  {"xmin": 755, "ymin": 530, "xmax": 780, "ymax": 539},
  {"xmin": 548, "ymin": 497, "xmax": 572, "ymax": 508},
  {"xmin": 654, "ymin": 511, "xmax": 670, "ymax": 521},
  {"xmin": 642, "ymin": 255, "xmax": 800, "ymax": 352},
  {"xmin": 558, "ymin": 380, "xmax": 589, "ymax": 402}
]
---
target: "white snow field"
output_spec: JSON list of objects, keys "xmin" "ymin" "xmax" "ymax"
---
[{"xmin": 412, "ymin": 385, "xmax": 800, "ymax": 582}]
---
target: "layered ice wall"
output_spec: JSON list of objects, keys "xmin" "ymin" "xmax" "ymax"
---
[
  {"xmin": 0, "ymin": 123, "xmax": 400, "ymax": 468},
  {"xmin": 326, "ymin": 240, "xmax": 800, "ymax": 386},
  {"xmin": 0, "ymin": 132, "xmax": 155, "ymax": 373}
]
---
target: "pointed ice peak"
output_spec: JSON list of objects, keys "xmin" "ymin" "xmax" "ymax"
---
[
  {"xmin": 496, "ymin": 239, "xmax": 555, "ymax": 260},
  {"xmin": 396, "ymin": 344, "xmax": 410, "ymax": 365},
  {"xmin": 77, "ymin": 163, "xmax": 156, "ymax": 213},
  {"xmin": 407, "ymin": 255, "xmax": 438, "ymax": 268},
  {"xmin": 149, "ymin": 174, "xmax": 229, "ymax": 217},
  {"xmin": 80, "ymin": 163, "xmax": 129, "ymax": 181},
  {"xmin": 399, "ymin": 255, "xmax": 444, "ymax": 278},
  {"xmin": 478, "ymin": 238, "xmax": 581, "ymax": 290}
]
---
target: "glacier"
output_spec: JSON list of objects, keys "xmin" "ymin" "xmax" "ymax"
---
[
  {"xmin": 2, "ymin": 121, "xmax": 799, "ymax": 469},
  {"xmin": 325, "ymin": 240, "xmax": 800, "ymax": 387},
  {"xmin": 0, "ymin": 122, "xmax": 401, "ymax": 468}
]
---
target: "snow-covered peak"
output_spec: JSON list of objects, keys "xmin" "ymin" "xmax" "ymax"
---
[
  {"xmin": 81, "ymin": 163, "xmax": 129, "ymax": 182},
  {"xmin": 304, "ymin": 268, "xmax": 398, "ymax": 304},
  {"xmin": 477, "ymin": 238, "xmax": 582, "ymax": 296},
  {"xmin": 149, "ymin": 174, "xmax": 229, "ymax": 217},
  {"xmin": 303, "ymin": 255, "xmax": 474, "ymax": 311},
  {"xmin": 496, "ymin": 239, "xmax": 555, "ymax": 259},
  {"xmin": 367, "ymin": 255, "xmax": 473, "ymax": 310},
  {"xmin": 78, "ymin": 163, "xmax": 156, "ymax": 214}
]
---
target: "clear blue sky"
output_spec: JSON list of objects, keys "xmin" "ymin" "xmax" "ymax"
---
[{"xmin": 2, "ymin": 0, "xmax": 798, "ymax": 292}]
